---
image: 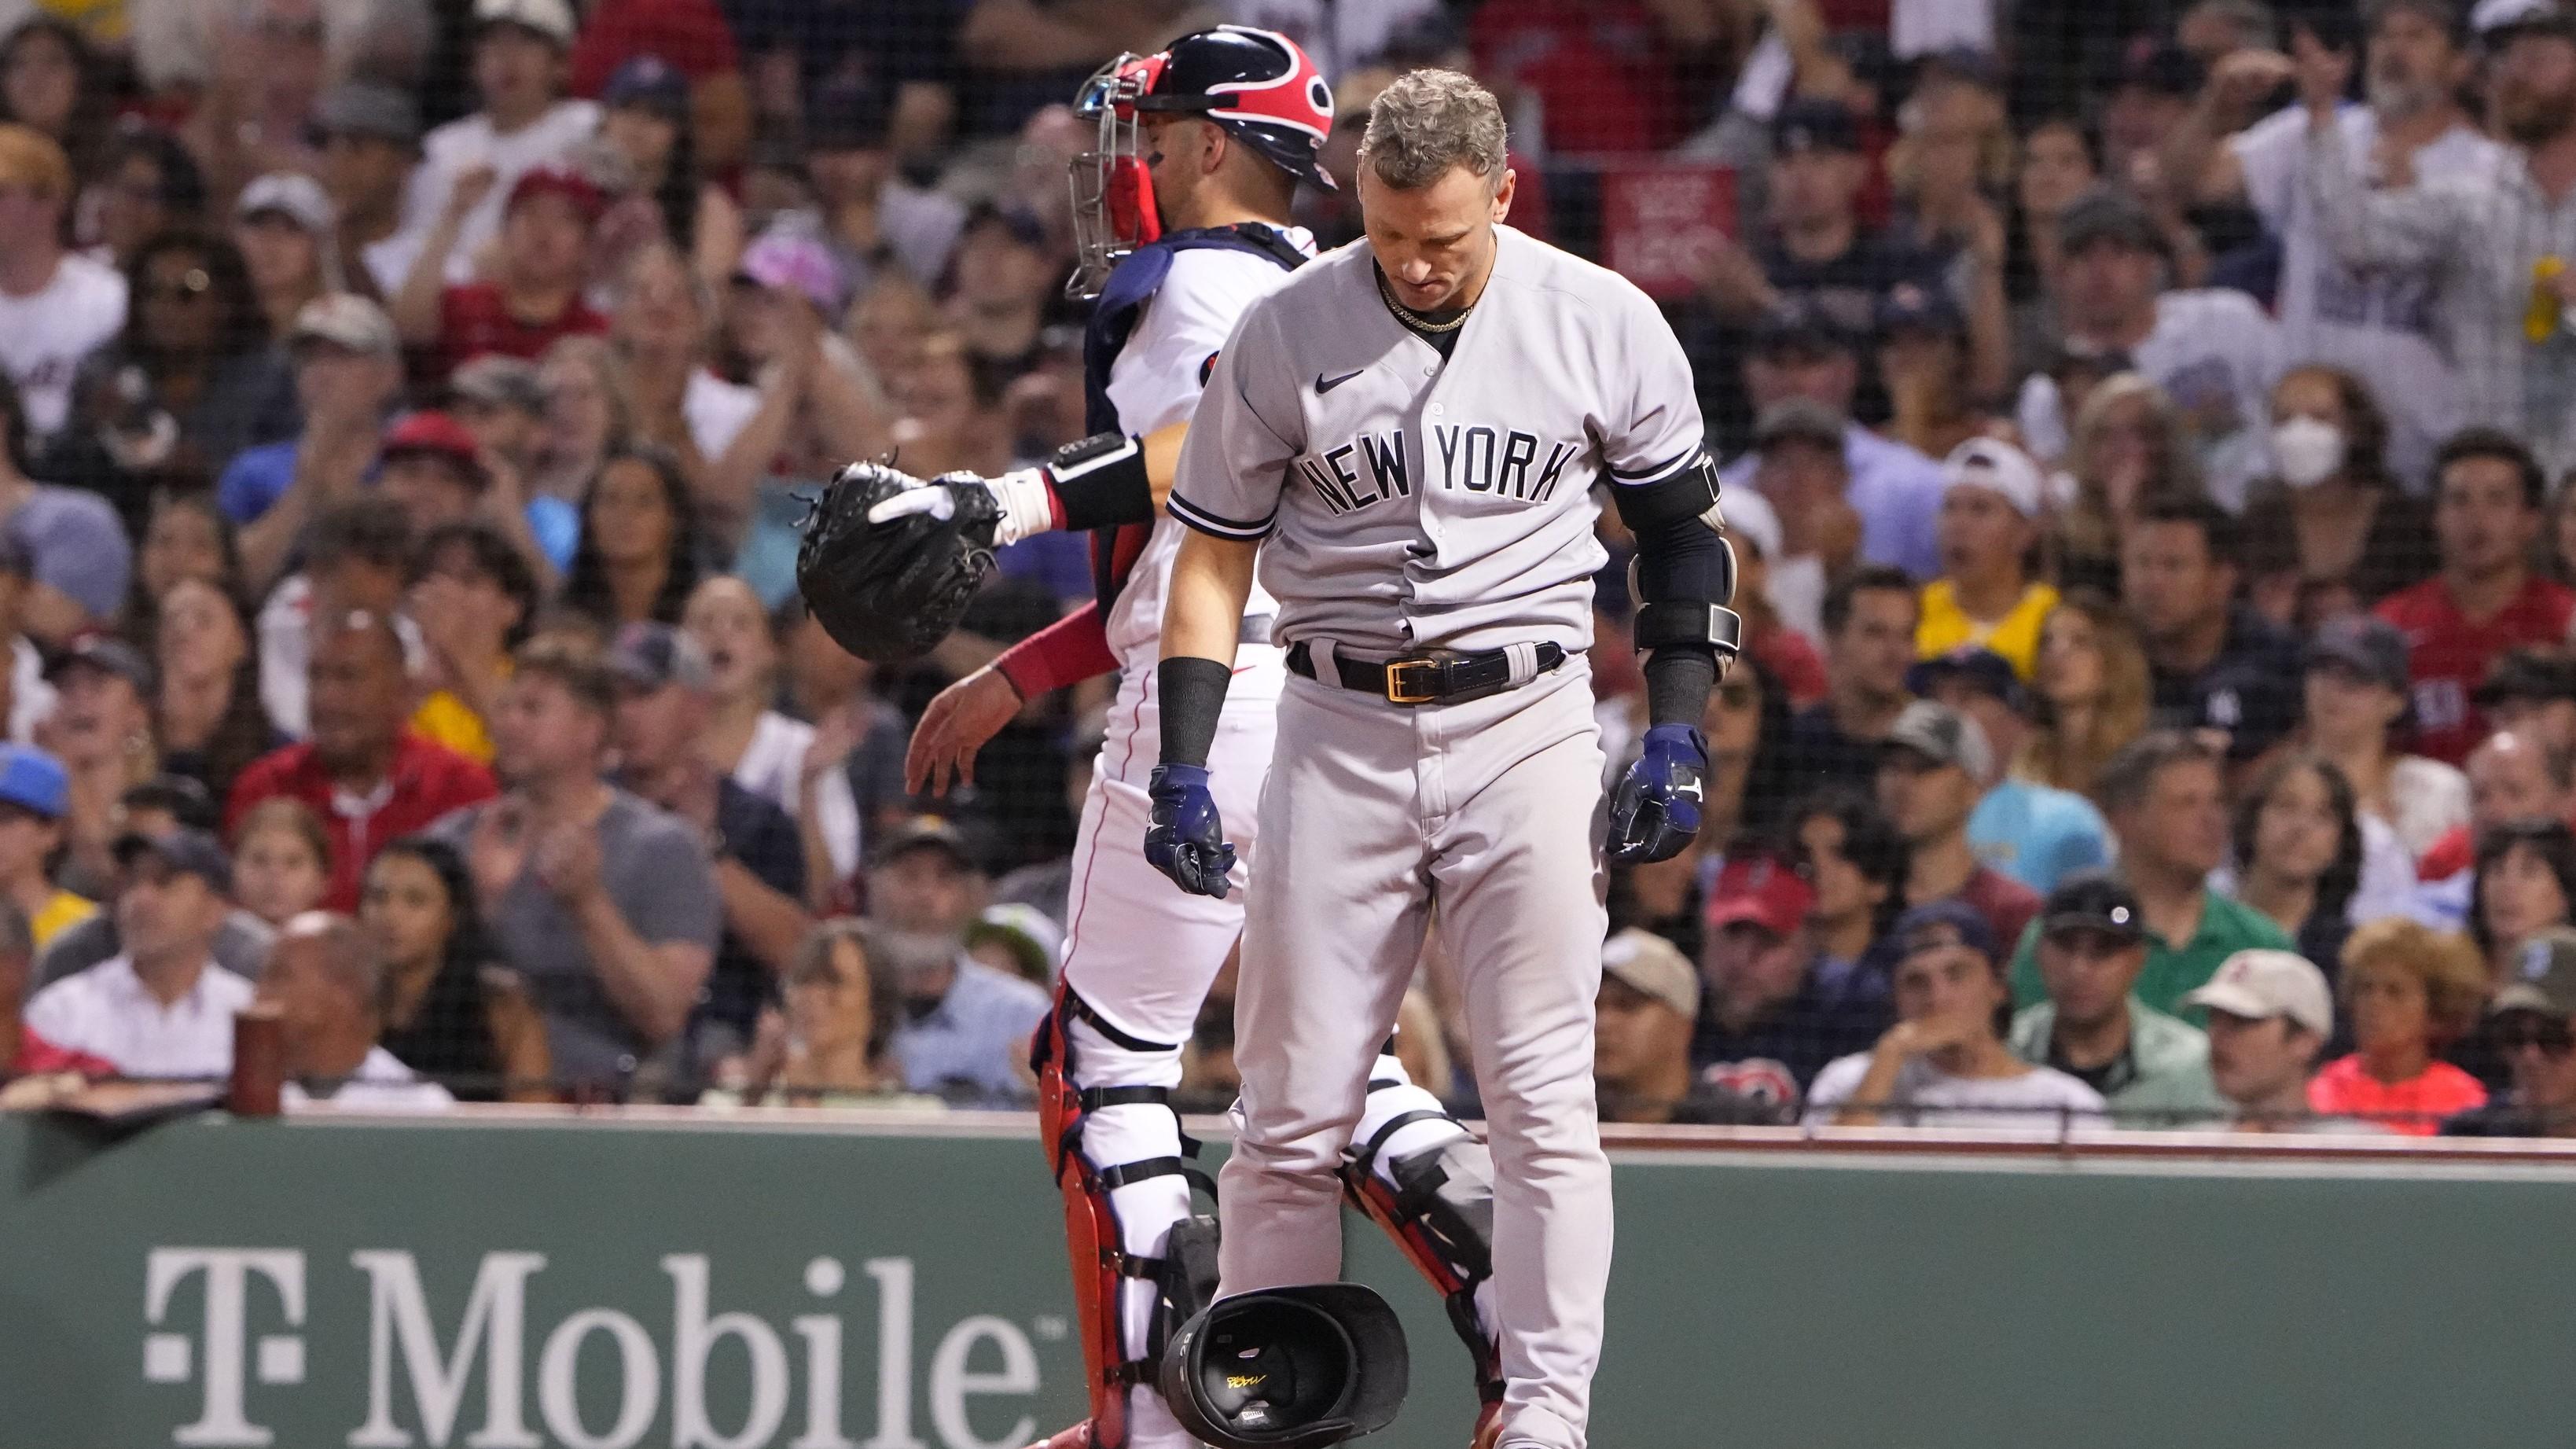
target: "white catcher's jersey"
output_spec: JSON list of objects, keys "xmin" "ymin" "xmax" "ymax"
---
[
  {"xmin": 1169, "ymin": 225, "xmax": 1707, "ymax": 656},
  {"xmin": 1097, "ymin": 236, "xmax": 1308, "ymax": 673}
]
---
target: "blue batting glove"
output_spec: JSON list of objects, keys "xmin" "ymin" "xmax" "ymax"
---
[
  {"xmin": 1145, "ymin": 763, "xmax": 1237, "ymax": 899},
  {"xmin": 1607, "ymin": 723, "xmax": 1707, "ymax": 865}
]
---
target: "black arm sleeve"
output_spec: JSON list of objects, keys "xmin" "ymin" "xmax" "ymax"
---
[
  {"xmin": 1630, "ymin": 512, "xmax": 1729, "ymax": 730},
  {"xmin": 1045, "ymin": 432, "xmax": 1155, "ymax": 531},
  {"xmin": 1156, "ymin": 656, "xmax": 1235, "ymax": 767}
]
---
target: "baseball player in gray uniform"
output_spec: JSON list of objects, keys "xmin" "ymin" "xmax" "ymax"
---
[{"xmin": 1144, "ymin": 69, "xmax": 1740, "ymax": 1449}]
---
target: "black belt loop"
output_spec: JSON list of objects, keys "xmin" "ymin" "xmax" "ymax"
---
[{"xmin": 1284, "ymin": 640, "xmax": 1567, "ymax": 706}]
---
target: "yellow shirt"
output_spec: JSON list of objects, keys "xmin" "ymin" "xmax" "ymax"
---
[
  {"xmin": 413, "ymin": 690, "xmax": 494, "ymax": 764},
  {"xmin": 1916, "ymin": 580, "xmax": 2060, "ymax": 679},
  {"xmin": 31, "ymin": 888, "xmax": 95, "ymax": 950}
]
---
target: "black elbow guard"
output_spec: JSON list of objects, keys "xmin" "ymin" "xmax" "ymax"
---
[
  {"xmin": 1045, "ymin": 432, "xmax": 1154, "ymax": 531},
  {"xmin": 1630, "ymin": 499, "xmax": 1742, "ymax": 659},
  {"xmin": 1609, "ymin": 451, "xmax": 1721, "ymax": 531}
]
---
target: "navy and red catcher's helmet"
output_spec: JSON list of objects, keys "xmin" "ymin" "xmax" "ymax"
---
[
  {"xmin": 1067, "ymin": 25, "xmax": 1332, "ymax": 296},
  {"xmin": 1135, "ymin": 26, "xmax": 1336, "ymax": 191}
]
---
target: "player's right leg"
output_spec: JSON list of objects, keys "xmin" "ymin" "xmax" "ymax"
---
[
  {"xmin": 1221, "ymin": 676, "xmax": 1432, "ymax": 1296},
  {"xmin": 1029, "ymin": 672, "xmax": 1276, "ymax": 1449}
]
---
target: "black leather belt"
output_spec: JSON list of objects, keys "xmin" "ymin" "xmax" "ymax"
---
[{"xmin": 1284, "ymin": 640, "xmax": 1567, "ymax": 706}]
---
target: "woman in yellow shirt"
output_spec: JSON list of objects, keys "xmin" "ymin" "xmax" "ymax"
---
[{"xmin": 1917, "ymin": 437, "xmax": 2058, "ymax": 678}]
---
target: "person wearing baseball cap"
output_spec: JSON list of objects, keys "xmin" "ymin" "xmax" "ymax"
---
[
  {"xmin": 2476, "ymin": 647, "xmax": 2576, "ymax": 755},
  {"xmin": 2042, "ymin": 184, "xmax": 2276, "ymax": 508},
  {"xmin": 1877, "ymin": 700, "xmax": 2045, "ymax": 952},
  {"xmin": 394, "ymin": 156, "xmax": 609, "ymax": 380},
  {"xmin": 1909, "ymin": 645, "xmax": 2114, "ymax": 896},
  {"xmin": 217, "ymin": 292, "xmax": 408, "ymax": 537},
  {"xmin": 2184, "ymin": 947, "xmax": 2381, "ymax": 1132},
  {"xmin": 1876, "ymin": 281, "xmax": 1983, "ymax": 463},
  {"xmin": 2007, "ymin": 872, "xmax": 2226, "ymax": 1127},
  {"xmin": 608, "ymin": 621, "xmax": 809, "ymax": 1062},
  {"xmin": 17, "ymin": 825, "xmax": 252, "ymax": 1080},
  {"xmin": 314, "ymin": 83, "xmax": 424, "ymax": 299},
  {"xmin": 1917, "ymin": 437, "xmax": 2056, "ymax": 680},
  {"xmin": 0, "ymin": 743, "xmax": 90, "ymax": 950},
  {"xmin": 2299, "ymin": 612, "xmax": 2470, "ymax": 859},
  {"xmin": 1694, "ymin": 851, "xmax": 1879, "ymax": 1100},
  {"xmin": 2446, "ymin": 928, "xmax": 2576, "ymax": 1134},
  {"xmin": 1804, "ymin": 899, "xmax": 2106, "ymax": 1128},
  {"xmin": 1597, "ymin": 928, "xmax": 1775, "ymax": 1124}
]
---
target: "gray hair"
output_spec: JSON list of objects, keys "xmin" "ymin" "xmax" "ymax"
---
[{"xmin": 1358, "ymin": 69, "xmax": 1508, "ymax": 191}]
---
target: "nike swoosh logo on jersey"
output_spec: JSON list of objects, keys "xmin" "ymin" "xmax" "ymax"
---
[{"xmin": 1315, "ymin": 370, "xmax": 1364, "ymax": 394}]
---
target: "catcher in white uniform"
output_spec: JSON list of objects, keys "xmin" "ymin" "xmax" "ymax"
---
[
  {"xmin": 879, "ymin": 28, "xmax": 1505, "ymax": 1449},
  {"xmin": 1148, "ymin": 71, "xmax": 1740, "ymax": 1449}
]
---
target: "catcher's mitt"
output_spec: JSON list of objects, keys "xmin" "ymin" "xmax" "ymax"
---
[{"xmin": 796, "ymin": 461, "xmax": 1004, "ymax": 663}]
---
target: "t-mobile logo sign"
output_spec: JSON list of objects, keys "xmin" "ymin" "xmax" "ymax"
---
[{"xmin": 144, "ymin": 1249, "xmax": 309, "ymax": 1447}]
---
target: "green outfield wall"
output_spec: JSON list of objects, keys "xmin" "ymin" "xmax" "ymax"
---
[{"xmin": 3, "ymin": 1111, "xmax": 2574, "ymax": 1449}]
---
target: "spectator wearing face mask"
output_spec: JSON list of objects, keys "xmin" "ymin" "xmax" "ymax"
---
[{"xmin": 2240, "ymin": 366, "xmax": 2437, "ymax": 630}]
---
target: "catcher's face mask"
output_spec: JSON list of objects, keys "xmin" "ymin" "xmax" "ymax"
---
[{"xmin": 1069, "ymin": 51, "xmax": 1166, "ymax": 298}]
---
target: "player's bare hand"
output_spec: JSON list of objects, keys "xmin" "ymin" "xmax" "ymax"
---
[{"xmin": 906, "ymin": 666, "xmax": 1023, "ymax": 796}]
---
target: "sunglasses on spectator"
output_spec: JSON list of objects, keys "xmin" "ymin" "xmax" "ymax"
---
[{"xmin": 2497, "ymin": 1018, "xmax": 2576, "ymax": 1056}]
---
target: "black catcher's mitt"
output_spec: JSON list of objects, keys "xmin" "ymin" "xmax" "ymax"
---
[{"xmin": 796, "ymin": 461, "xmax": 1003, "ymax": 663}]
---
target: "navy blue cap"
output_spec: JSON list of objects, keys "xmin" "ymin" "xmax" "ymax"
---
[
  {"xmin": 603, "ymin": 55, "xmax": 688, "ymax": 118},
  {"xmin": 1751, "ymin": 300, "xmax": 1858, "ymax": 357},
  {"xmin": 807, "ymin": 77, "xmax": 892, "ymax": 151},
  {"xmin": 1773, "ymin": 97, "xmax": 1861, "ymax": 155},
  {"xmin": 114, "ymin": 826, "xmax": 232, "ymax": 896},
  {"xmin": 1906, "ymin": 645, "xmax": 2026, "ymax": 711},
  {"xmin": 1891, "ymin": 899, "xmax": 1998, "ymax": 963},
  {"xmin": 1876, "ymin": 280, "xmax": 1967, "ymax": 340}
]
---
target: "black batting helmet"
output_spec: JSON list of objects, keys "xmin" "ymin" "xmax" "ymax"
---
[{"xmin": 1159, "ymin": 1284, "xmax": 1409, "ymax": 1449}]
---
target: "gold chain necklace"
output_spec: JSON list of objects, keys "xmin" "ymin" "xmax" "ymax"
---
[{"xmin": 1376, "ymin": 267, "xmax": 1472, "ymax": 333}]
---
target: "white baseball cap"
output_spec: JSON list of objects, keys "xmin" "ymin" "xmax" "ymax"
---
[
  {"xmin": 2185, "ymin": 950, "xmax": 2334, "ymax": 1039},
  {"xmin": 474, "ymin": 0, "xmax": 575, "ymax": 45},
  {"xmin": 1602, "ymin": 928, "xmax": 1700, "ymax": 1019},
  {"xmin": 1940, "ymin": 436, "xmax": 2044, "ymax": 519},
  {"xmin": 1719, "ymin": 486, "xmax": 1782, "ymax": 562}
]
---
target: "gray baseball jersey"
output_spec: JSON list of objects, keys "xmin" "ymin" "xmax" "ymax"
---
[
  {"xmin": 1168, "ymin": 224, "xmax": 1709, "ymax": 655},
  {"xmin": 1172, "ymin": 222, "xmax": 1709, "ymax": 1449}
]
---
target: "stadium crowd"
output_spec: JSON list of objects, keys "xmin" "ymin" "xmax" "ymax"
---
[{"xmin": 1, "ymin": 0, "xmax": 2575, "ymax": 1138}]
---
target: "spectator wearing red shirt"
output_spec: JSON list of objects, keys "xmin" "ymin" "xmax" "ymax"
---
[
  {"xmin": 564, "ymin": 0, "xmax": 749, "ymax": 168},
  {"xmin": 226, "ymin": 609, "xmax": 497, "ymax": 911},
  {"xmin": 2308, "ymin": 918, "xmax": 2490, "ymax": 1135},
  {"xmin": 391, "ymin": 167, "xmax": 608, "ymax": 382},
  {"xmin": 2375, "ymin": 429, "xmax": 2576, "ymax": 765}
]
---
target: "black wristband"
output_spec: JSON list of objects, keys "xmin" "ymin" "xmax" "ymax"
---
[
  {"xmin": 1644, "ymin": 645, "xmax": 1718, "ymax": 729},
  {"xmin": 1156, "ymin": 656, "xmax": 1235, "ymax": 767},
  {"xmin": 1047, "ymin": 432, "xmax": 1154, "ymax": 531}
]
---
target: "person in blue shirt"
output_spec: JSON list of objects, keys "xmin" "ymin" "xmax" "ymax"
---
[{"xmin": 1912, "ymin": 644, "xmax": 2113, "ymax": 894}]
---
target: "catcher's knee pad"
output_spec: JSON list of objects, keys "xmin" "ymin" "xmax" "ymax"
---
[
  {"xmin": 1339, "ymin": 1070, "xmax": 1502, "ymax": 1407},
  {"xmin": 1033, "ymin": 987, "xmax": 1222, "ymax": 1449}
]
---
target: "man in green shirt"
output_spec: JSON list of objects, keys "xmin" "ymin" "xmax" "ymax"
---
[
  {"xmin": 2008, "ymin": 871, "xmax": 2226, "ymax": 1126},
  {"xmin": 2009, "ymin": 732, "xmax": 2290, "ymax": 1017}
]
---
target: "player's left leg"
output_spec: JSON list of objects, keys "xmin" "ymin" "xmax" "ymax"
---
[{"xmin": 1424, "ymin": 668, "xmax": 1612, "ymax": 1449}]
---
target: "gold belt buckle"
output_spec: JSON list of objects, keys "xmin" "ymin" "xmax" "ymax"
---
[{"xmin": 1384, "ymin": 657, "xmax": 1439, "ymax": 704}]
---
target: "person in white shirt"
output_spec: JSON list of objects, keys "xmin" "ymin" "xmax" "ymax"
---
[
  {"xmin": 2162, "ymin": 0, "xmax": 2501, "ymax": 487},
  {"xmin": 0, "ymin": 123, "xmax": 123, "ymax": 445},
  {"xmin": 392, "ymin": 0, "xmax": 600, "ymax": 288},
  {"xmin": 259, "ymin": 910, "xmax": 454, "ymax": 1111},
  {"xmin": 20, "ymin": 828, "xmax": 250, "ymax": 1079},
  {"xmin": 2014, "ymin": 189, "xmax": 2282, "ymax": 509},
  {"xmin": 1806, "ymin": 899, "xmax": 2107, "ymax": 1129}
]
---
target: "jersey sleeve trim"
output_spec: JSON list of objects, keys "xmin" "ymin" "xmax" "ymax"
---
[
  {"xmin": 1610, "ymin": 444, "xmax": 1702, "ymax": 485},
  {"xmin": 1168, "ymin": 491, "xmax": 1277, "ymax": 540}
]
